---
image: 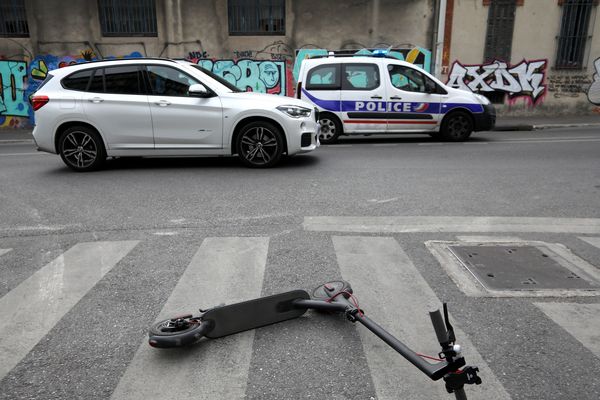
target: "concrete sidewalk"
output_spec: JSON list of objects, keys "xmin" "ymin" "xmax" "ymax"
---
[{"xmin": 1, "ymin": 115, "xmax": 598, "ymax": 143}]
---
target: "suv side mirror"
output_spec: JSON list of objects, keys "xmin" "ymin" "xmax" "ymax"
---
[{"xmin": 189, "ymin": 83, "xmax": 214, "ymax": 98}]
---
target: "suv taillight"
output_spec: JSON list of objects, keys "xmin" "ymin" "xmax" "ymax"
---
[
  {"xmin": 31, "ymin": 95, "xmax": 49, "ymax": 111},
  {"xmin": 296, "ymin": 81, "xmax": 302, "ymax": 99}
]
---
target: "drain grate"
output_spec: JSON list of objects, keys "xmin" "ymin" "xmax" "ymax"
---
[{"xmin": 448, "ymin": 245, "xmax": 600, "ymax": 291}]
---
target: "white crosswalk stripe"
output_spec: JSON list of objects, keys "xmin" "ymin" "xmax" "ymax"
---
[
  {"xmin": 0, "ymin": 248, "xmax": 12, "ymax": 257},
  {"xmin": 0, "ymin": 241, "xmax": 139, "ymax": 381},
  {"xmin": 110, "ymin": 237, "xmax": 269, "ymax": 400},
  {"xmin": 534, "ymin": 302, "xmax": 600, "ymax": 358},
  {"xmin": 333, "ymin": 236, "xmax": 511, "ymax": 400}
]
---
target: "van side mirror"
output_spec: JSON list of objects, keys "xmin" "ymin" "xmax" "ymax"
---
[{"xmin": 189, "ymin": 84, "xmax": 214, "ymax": 98}]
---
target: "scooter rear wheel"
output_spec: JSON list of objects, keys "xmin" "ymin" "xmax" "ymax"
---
[{"xmin": 148, "ymin": 315, "xmax": 212, "ymax": 348}]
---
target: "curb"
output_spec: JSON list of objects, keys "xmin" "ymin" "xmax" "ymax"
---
[
  {"xmin": 493, "ymin": 122, "xmax": 600, "ymax": 132},
  {"xmin": 0, "ymin": 139, "xmax": 34, "ymax": 144}
]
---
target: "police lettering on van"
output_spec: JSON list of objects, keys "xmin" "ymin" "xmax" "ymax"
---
[{"xmin": 296, "ymin": 52, "xmax": 495, "ymax": 143}]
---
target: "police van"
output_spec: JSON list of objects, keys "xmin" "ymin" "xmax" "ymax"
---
[{"xmin": 296, "ymin": 51, "xmax": 495, "ymax": 143}]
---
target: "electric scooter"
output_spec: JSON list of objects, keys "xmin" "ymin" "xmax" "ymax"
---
[{"xmin": 148, "ymin": 280, "xmax": 482, "ymax": 399}]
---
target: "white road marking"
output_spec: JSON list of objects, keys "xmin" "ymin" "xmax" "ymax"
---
[
  {"xmin": 578, "ymin": 236, "xmax": 600, "ymax": 249},
  {"xmin": 304, "ymin": 216, "xmax": 600, "ymax": 234},
  {"xmin": 0, "ymin": 248, "xmax": 12, "ymax": 257},
  {"xmin": 0, "ymin": 241, "xmax": 139, "ymax": 381},
  {"xmin": 111, "ymin": 237, "xmax": 269, "ymax": 400},
  {"xmin": 0, "ymin": 152, "xmax": 46, "ymax": 156},
  {"xmin": 534, "ymin": 302, "xmax": 600, "ymax": 357},
  {"xmin": 333, "ymin": 236, "xmax": 510, "ymax": 399}
]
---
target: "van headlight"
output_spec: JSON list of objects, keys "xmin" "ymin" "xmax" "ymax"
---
[{"xmin": 277, "ymin": 105, "xmax": 312, "ymax": 118}]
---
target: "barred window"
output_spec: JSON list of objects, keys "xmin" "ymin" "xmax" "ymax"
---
[
  {"xmin": 0, "ymin": 0, "xmax": 29, "ymax": 37},
  {"xmin": 228, "ymin": 0, "xmax": 285, "ymax": 36},
  {"xmin": 98, "ymin": 0, "xmax": 157, "ymax": 37},
  {"xmin": 556, "ymin": 0, "xmax": 596, "ymax": 69},
  {"xmin": 483, "ymin": 0, "xmax": 517, "ymax": 62}
]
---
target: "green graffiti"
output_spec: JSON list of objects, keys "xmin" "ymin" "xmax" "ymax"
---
[{"xmin": 0, "ymin": 61, "xmax": 28, "ymax": 117}]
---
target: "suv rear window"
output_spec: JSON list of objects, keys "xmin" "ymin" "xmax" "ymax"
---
[
  {"xmin": 62, "ymin": 69, "xmax": 94, "ymax": 91},
  {"xmin": 306, "ymin": 64, "xmax": 341, "ymax": 90},
  {"xmin": 104, "ymin": 65, "xmax": 143, "ymax": 94}
]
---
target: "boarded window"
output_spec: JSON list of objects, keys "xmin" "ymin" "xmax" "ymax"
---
[
  {"xmin": 0, "ymin": 0, "xmax": 29, "ymax": 37},
  {"xmin": 228, "ymin": 0, "xmax": 285, "ymax": 35},
  {"xmin": 556, "ymin": 0, "xmax": 595, "ymax": 69},
  {"xmin": 484, "ymin": 0, "xmax": 517, "ymax": 62},
  {"xmin": 98, "ymin": 0, "xmax": 157, "ymax": 37}
]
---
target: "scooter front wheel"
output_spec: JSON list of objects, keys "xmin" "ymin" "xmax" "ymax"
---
[{"xmin": 148, "ymin": 315, "xmax": 213, "ymax": 348}]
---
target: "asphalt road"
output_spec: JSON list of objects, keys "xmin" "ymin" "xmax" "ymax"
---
[{"xmin": 1, "ymin": 127, "xmax": 599, "ymax": 400}]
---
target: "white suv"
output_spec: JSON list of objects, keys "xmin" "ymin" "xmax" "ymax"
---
[{"xmin": 31, "ymin": 58, "xmax": 320, "ymax": 171}]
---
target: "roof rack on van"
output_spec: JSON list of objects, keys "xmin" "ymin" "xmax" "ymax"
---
[
  {"xmin": 308, "ymin": 50, "xmax": 401, "ymax": 60},
  {"xmin": 67, "ymin": 57, "xmax": 178, "ymax": 65}
]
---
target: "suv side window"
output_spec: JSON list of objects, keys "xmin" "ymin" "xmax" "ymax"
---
[
  {"xmin": 62, "ymin": 69, "xmax": 94, "ymax": 91},
  {"xmin": 306, "ymin": 64, "xmax": 341, "ymax": 90},
  {"xmin": 104, "ymin": 65, "xmax": 143, "ymax": 95},
  {"xmin": 342, "ymin": 64, "xmax": 380, "ymax": 90},
  {"xmin": 88, "ymin": 68, "xmax": 104, "ymax": 93},
  {"xmin": 388, "ymin": 65, "xmax": 433, "ymax": 93},
  {"xmin": 146, "ymin": 65, "xmax": 199, "ymax": 97}
]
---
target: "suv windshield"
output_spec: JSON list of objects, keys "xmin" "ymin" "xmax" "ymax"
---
[{"xmin": 189, "ymin": 64, "xmax": 242, "ymax": 93}]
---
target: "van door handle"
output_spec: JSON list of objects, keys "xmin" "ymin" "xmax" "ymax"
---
[
  {"xmin": 155, "ymin": 100, "xmax": 171, "ymax": 107},
  {"xmin": 88, "ymin": 97, "xmax": 104, "ymax": 103},
  {"xmin": 370, "ymin": 95, "xmax": 383, "ymax": 99},
  {"xmin": 390, "ymin": 96, "xmax": 402, "ymax": 100}
]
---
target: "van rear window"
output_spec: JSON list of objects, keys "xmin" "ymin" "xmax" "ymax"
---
[{"xmin": 306, "ymin": 64, "xmax": 341, "ymax": 90}]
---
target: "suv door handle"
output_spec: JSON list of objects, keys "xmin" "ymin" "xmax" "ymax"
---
[
  {"xmin": 370, "ymin": 95, "xmax": 383, "ymax": 99},
  {"xmin": 155, "ymin": 100, "xmax": 171, "ymax": 107},
  {"xmin": 390, "ymin": 96, "xmax": 402, "ymax": 100},
  {"xmin": 88, "ymin": 97, "xmax": 104, "ymax": 103}
]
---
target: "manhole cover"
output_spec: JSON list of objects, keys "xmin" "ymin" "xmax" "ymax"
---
[{"xmin": 448, "ymin": 245, "xmax": 600, "ymax": 291}]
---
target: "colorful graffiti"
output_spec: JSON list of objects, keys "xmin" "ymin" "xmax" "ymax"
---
[
  {"xmin": 292, "ymin": 47, "xmax": 432, "ymax": 81},
  {"xmin": 588, "ymin": 57, "xmax": 600, "ymax": 105},
  {"xmin": 0, "ymin": 51, "xmax": 142, "ymax": 127},
  {"xmin": 192, "ymin": 59, "xmax": 293, "ymax": 96},
  {"xmin": 446, "ymin": 59, "xmax": 547, "ymax": 105}
]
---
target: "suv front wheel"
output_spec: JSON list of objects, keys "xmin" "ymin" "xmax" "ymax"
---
[
  {"xmin": 58, "ymin": 126, "xmax": 106, "ymax": 172},
  {"xmin": 237, "ymin": 121, "xmax": 284, "ymax": 168}
]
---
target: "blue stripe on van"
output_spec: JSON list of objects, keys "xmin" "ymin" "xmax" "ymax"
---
[{"xmin": 301, "ymin": 89, "xmax": 484, "ymax": 114}]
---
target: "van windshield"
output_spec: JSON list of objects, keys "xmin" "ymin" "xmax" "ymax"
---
[{"xmin": 189, "ymin": 65, "xmax": 242, "ymax": 93}]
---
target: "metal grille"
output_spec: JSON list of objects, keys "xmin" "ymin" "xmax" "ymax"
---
[
  {"xmin": 0, "ymin": 0, "xmax": 29, "ymax": 37},
  {"xmin": 556, "ymin": 0, "xmax": 595, "ymax": 69},
  {"xmin": 98, "ymin": 0, "xmax": 157, "ymax": 37},
  {"xmin": 228, "ymin": 0, "xmax": 285, "ymax": 36},
  {"xmin": 483, "ymin": 0, "xmax": 516, "ymax": 62}
]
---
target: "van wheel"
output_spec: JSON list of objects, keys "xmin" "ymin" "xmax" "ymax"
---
[
  {"xmin": 441, "ymin": 111, "xmax": 473, "ymax": 142},
  {"xmin": 237, "ymin": 121, "xmax": 283, "ymax": 168},
  {"xmin": 318, "ymin": 114, "xmax": 342, "ymax": 144},
  {"xmin": 58, "ymin": 126, "xmax": 106, "ymax": 172}
]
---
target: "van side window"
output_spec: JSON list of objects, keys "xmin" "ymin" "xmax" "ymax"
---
[
  {"xmin": 342, "ymin": 64, "xmax": 379, "ymax": 90},
  {"xmin": 388, "ymin": 65, "xmax": 432, "ymax": 93},
  {"xmin": 306, "ymin": 64, "xmax": 341, "ymax": 90}
]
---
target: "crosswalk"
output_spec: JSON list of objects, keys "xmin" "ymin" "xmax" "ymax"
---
[{"xmin": 1, "ymin": 234, "xmax": 599, "ymax": 399}]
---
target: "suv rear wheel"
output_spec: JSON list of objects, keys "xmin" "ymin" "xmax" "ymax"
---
[{"xmin": 58, "ymin": 126, "xmax": 106, "ymax": 172}]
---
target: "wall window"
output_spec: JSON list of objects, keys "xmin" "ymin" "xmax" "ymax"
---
[
  {"xmin": 98, "ymin": 0, "xmax": 157, "ymax": 37},
  {"xmin": 228, "ymin": 0, "xmax": 285, "ymax": 36},
  {"xmin": 483, "ymin": 0, "xmax": 517, "ymax": 63},
  {"xmin": 556, "ymin": 0, "xmax": 596, "ymax": 69},
  {"xmin": 0, "ymin": 0, "xmax": 29, "ymax": 37}
]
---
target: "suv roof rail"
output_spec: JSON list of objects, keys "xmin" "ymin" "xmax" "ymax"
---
[{"xmin": 65, "ymin": 57, "xmax": 178, "ymax": 65}]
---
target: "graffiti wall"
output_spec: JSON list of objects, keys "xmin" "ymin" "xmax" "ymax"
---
[
  {"xmin": 0, "ymin": 51, "xmax": 142, "ymax": 128},
  {"xmin": 446, "ymin": 59, "xmax": 547, "ymax": 106},
  {"xmin": 588, "ymin": 57, "xmax": 600, "ymax": 106},
  {"xmin": 191, "ymin": 58, "xmax": 293, "ymax": 96},
  {"xmin": 292, "ymin": 47, "xmax": 432, "ymax": 82}
]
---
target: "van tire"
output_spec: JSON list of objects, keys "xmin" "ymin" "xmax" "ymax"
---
[
  {"xmin": 440, "ymin": 111, "xmax": 473, "ymax": 142},
  {"xmin": 318, "ymin": 113, "xmax": 342, "ymax": 144}
]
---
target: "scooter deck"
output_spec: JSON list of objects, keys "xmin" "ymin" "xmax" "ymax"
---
[{"xmin": 202, "ymin": 290, "xmax": 310, "ymax": 338}]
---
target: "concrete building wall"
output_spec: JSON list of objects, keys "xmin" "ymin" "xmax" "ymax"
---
[
  {"xmin": 0, "ymin": 0, "xmax": 436, "ymax": 128},
  {"xmin": 445, "ymin": 0, "xmax": 600, "ymax": 116}
]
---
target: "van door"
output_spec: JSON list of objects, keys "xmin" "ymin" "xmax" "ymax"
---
[
  {"xmin": 338, "ymin": 63, "xmax": 387, "ymax": 133},
  {"xmin": 385, "ymin": 64, "xmax": 441, "ymax": 132}
]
